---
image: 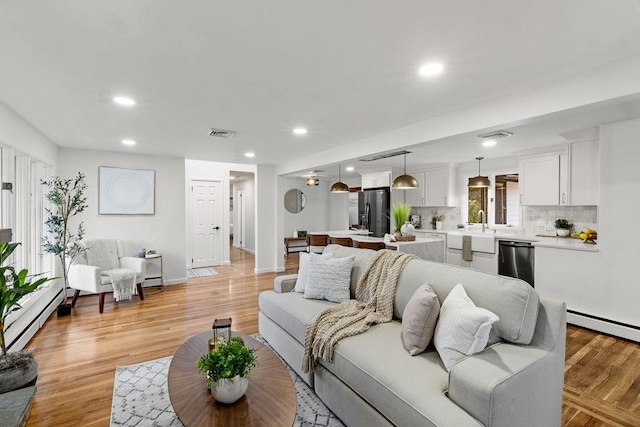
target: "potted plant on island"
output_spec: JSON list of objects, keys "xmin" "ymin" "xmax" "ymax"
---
[
  {"xmin": 554, "ymin": 218, "xmax": 573, "ymax": 237},
  {"xmin": 41, "ymin": 172, "xmax": 88, "ymax": 316},
  {"xmin": 0, "ymin": 242, "xmax": 54, "ymax": 394},
  {"xmin": 391, "ymin": 202, "xmax": 413, "ymax": 238},
  {"xmin": 197, "ymin": 337, "xmax": 257, "ymax": 404}
]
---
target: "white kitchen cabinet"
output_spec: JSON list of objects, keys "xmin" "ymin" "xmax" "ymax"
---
[
  {"xmin": 446, "ymin": 248, "xmax": 497, "ymax": 274},
  {"xmin": 569, "ymin": 139, "xmax": 600, "ymax": 205},
  {"xmin": 361, "ymin": 171, "xmax": 391, "ymax": 189},
  {"xmin": 426, "ymin": 168, "xmax": 451, "ymax": 206},
  {"xmin": 519, "ymin": 140, "xmax": 599, "ymax": 206},
  {"xmin": 403, "ymin": 171, "xmax": 426, "ymax": 206},
  {"xmin": 402, "ymin": 166, "xmax": 456, "ymax": 207},
  {"xmin": 519, "ymin": 154, "xmax": 561, "ymax": 205}
]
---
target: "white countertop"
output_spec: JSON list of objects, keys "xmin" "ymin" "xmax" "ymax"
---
[{"xmin": 310, "ymin": 229, "xmax": 598, "ymax": 252}]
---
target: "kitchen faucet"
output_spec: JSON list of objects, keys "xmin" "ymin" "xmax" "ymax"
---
[{"xmin": 478, "ymin": 210, "xmax": 486, "ymax": 232}]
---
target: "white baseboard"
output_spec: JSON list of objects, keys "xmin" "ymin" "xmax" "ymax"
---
[
  {"xmin": 568, "ymin": 312, "xmax": 640, "ymax": 343},
  {"xmin": 243, "ymin": 248, "xmax": 255, "ymax": 255}
]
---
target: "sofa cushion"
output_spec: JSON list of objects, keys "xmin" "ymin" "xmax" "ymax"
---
[
  {"xmin": 402, "ymin": 284, "xmax": 440, "ymax": 356},
  {"xmin": 320, "ymin": 322, "xmax": 482, "ymax": 426},
  {"xmin": 304, "ymin": 254, "xmax": 354, "ymax": 302},
  {"xmin": 393, "ymin": 259, "xmax": 539, "ymax": 345},
  {"xmin": 323, "ymin": 244, "xmax": 376, "ymax": 298},
  {"xmin": 434, "ymin": 284, "xmax": 499, "ymax": 371},
  {"xmin": 294, "ymin": 252, "xmax": 334, "ymax": 293},
  {"xmin": 259, "ymin": 290, "xmax": 334, "ymax": 344}
]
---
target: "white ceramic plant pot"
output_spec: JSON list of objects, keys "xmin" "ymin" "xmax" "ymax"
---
[
  {"xmin": 400, "ymin": 222, "xmax": 415, "ymax": 237},
  {"xmin": 556, "ymin": 228, "xmax": 570, "ymax": 237},
  {"xmin": 211, "ymin": 375, "xmax": 249, "ymax": 404}
]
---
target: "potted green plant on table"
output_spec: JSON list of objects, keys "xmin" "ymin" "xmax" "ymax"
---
[
  {"xmin": 41, "ymin": 172, "xmax": 88, "ymax": 316},
  {"xmin": 0, "ymin": 242, "xmax": 54, "ymax": 394},
  {"xmin": 197, "ymin": 337, "xmax": 257, "ymax": 404},
  {"xmin": 554, "ymin": 218, "xmax": 573, "ymax": 237},
  {"xmin": 391, "ymin": 202, "xmax": 412, "ymax": 238}
]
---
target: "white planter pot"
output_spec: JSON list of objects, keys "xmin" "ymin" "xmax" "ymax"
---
[
  {"xmin": 400, "ymin": 222, "xmax": 415, "ymax": 237},
  {"xmin": 210, "ymin": 375, "xmax": 249, "ymax": 404},
  {"xmin": 556, "ymin": 228, "xmax": 570, "ymax": 237}
]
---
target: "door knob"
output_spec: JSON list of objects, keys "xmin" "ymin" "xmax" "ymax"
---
[{"xmin": 212, "ymin": 226, "xmax": 220, "ymax": 230}]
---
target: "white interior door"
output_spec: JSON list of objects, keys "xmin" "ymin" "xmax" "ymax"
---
[{"xmin": 190, "ymin": 180, "xmax": 223, "ymax": 268}]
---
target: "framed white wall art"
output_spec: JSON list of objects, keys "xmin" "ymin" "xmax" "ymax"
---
[{"xmin": 99, "ymin": 167, "xmax": 155, "ymax": 215}]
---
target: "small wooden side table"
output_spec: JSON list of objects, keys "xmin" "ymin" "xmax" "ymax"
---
[
  {"xmin": 144, "ymin": 254, "xmax": 163, "ymax": 293},
  {"xmin": 284, "ymin": 237, "xmax": 308, "ymax": 256}
]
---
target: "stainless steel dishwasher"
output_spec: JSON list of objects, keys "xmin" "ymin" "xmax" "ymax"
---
[{"xmin": 498, "ymin": 240, "xmax": 535, "ymax": 287}]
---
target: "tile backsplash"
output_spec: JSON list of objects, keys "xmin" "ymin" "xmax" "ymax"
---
[
  {"xmin": 523, "ymin": 205, "xmax": 598, "ymax": 235},
  {"xmin": 411, "ymin": 207, "xmax": 461, "ymax": 230}
]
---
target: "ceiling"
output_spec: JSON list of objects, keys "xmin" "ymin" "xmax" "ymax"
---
[{"xmin": 1, "ymin": 1, "xmax": 640, "ymax": 180}]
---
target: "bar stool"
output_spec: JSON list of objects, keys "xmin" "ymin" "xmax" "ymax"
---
[
  {"xmin": 328, "ymin": 236, "xmax": 353, "ymax": 247},
  {"xmin": 352, "ymin": 240, "xmax": 386, "ymax": 251},
  {"xmin": 307, "ymin": 234, "xmax": 329, "ymax": 253}
]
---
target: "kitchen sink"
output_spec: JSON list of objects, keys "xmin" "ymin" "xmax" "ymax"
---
[{"xmin": 447, "ymin": 231, "xmax": 496, "ymax": 253}]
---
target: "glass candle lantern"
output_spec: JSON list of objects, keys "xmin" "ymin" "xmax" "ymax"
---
[{"xmin": 209, "ymin": 317, "xmax": 232, "ymax": 351}]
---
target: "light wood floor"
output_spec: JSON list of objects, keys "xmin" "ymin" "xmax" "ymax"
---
[{"xmin": 24, "ymin": 247, "xmax": 640, "ymax": 426}]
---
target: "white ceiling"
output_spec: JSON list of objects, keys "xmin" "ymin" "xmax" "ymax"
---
[{"xmin": 1, "ymin": 1, "xmax": 640, "ymax": 180}]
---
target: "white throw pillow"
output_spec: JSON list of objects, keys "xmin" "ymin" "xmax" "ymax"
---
[
  {"xmin": 294, "ymin": 252, "xmax": 334, "ymax": 292},
  {"xmin": 434, "ymin": 284, "xmax": 499, "ymax": 371},
  {"xmin": 303, "ymin": 253, "xmax": 354, "ymax": 303}
]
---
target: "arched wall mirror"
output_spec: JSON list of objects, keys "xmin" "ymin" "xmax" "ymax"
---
[{"xmin": 284, "ymin": 189, "xmax": 306, "ymax": 214}]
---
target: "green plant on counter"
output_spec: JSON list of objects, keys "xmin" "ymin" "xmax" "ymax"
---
[
  {"xmin": 197, "ymin": 337, "xmax": 257, "ymax": 387},
  {"xmin": 391, "ymin": 203, "xmax": 411, "ymax": 231},
  {"xmin": 554, "ymin": 218, "xmax": 573, "ymax": 230}
]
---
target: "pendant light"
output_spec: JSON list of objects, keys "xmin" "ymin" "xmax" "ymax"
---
[
  {"xmin": 306, "ymin": 176, "xmax": 319, "ymax": 186},
  {"xmin": 330, "ymin": 164, "xmax": 350, "ymax": 193},
  {"xmin": 468, "ymin": 157, "xmax": 490, "ymax": 188},
  {"xmin": 392, "ymin": 152, "xmax": 419, "ymax": 189}
]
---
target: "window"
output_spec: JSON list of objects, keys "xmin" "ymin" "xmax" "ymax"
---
[
  {"xmin": 494, "ymin": 174, "xmax": 519, "ymax": 226},
  {"xmin": 468, "ymin": 187, "xmax": 488, "ymax": 223},
  {"xmin": 466, "ymin": 173, "xmax": 520, "ymax": 226}
]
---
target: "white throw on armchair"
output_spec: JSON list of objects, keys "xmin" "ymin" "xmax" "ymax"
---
[{"xmin": 69, "ymin": 239, "xmax": 146, "ymax": 313}]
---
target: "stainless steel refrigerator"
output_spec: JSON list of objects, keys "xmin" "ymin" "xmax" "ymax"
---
[{"xmin": 358, "ymin": 188, "xmax": 390, "ymax": 237}]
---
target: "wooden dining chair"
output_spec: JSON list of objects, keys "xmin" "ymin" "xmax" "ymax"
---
[
  {"xmin": 328, "ymin": 236, "xmax": 353, "ymax": 247},
  {"xmin": 307, "ymin": 234, "xmax": 329, "ymax": 253},
  {"xmin": 352, "ymin": 240, "xmax": 386, "ymax": 251}
]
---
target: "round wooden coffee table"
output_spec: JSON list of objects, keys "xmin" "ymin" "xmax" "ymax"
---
[{"xmin": 167, "ymin": 332, "xmax": 297, "ymax": 426}]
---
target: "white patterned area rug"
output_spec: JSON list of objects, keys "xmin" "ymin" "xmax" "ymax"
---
[
  {"xmin": 186, "ymin": 267, "xmax": 218, "ymax": 279},
  {"xmin": 110, "ymin": 343, "xmax": 345, "ymax": 426}
]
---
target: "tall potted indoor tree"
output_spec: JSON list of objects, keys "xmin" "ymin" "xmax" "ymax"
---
[
  {"xmin": 41, "ymin": 172, "xmax": 88, "ymax": 316},
  {"xmin": 0, "ymin": 242, "xmax": 54, "ymax": 393}
]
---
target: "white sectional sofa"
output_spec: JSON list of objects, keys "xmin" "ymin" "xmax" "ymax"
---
[{"xmin": 258, "ymin": 245, "xmax": 566, "ymax": 427}]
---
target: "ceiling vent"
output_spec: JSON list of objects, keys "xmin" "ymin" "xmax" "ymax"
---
[
  {"xmin": 477, "ymin": 130, "xmax": 513, "ymax": 139},
  {"xmin": 208, "ymin": 128, "xmax": 236, "ymax": 138},
  {"xmin": 359, "ymin": 150, "xmax": 412, "ymax": 162}
]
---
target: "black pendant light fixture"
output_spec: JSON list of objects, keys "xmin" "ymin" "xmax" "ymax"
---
[
  {"xmin": 468, "ymin": 157, "xmax": 490, "ymax": 188},
  {"xmin": 330, "ymin": 164, "xmax": 350, "ymax": 193},
  {"xmin": 392, "ymin": 151, "xmax": 419, "ymax": 189},
  {"xmin": 306, "ymin": 176, "xmax": 319, "ymax": 186}
]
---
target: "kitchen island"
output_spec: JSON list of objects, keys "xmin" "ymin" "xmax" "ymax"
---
[{"xmin": 308, "ymin": 230, "xmax": 445, "ymax": 262}]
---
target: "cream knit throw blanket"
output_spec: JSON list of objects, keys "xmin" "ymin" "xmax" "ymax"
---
[
  {"xmin": 302, "ymin": 250, "xmax": 416, "ymax": 373},
  {"xmin": 103, "ymin": 269, "xmax": 136, "ymax": 302}
]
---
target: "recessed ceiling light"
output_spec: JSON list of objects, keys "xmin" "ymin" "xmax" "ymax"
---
[
  {"xmin": 418, "ymin": 62, "xmax": 444, "ymax": 77},
  {"xmin": 293, "ymin": 127, "xmax": 308, "ymax": 135},
  {"xmin": 121, "ymin": 139, "xmax": 136, "ymax": 146},
  {"xmin": 483, "ymin": 139, "xmax": 497, "ymax": 147},
  {"xmin": 346, "ymin": 166, "xmax": 354, "ymax": 172},
  {"xmin": 113, "ymin": 96, "xmax": 136, "ymax": 106},
  {"xmin": 245, "ymin": 152, "xmax": 255, "ymax": 158}
]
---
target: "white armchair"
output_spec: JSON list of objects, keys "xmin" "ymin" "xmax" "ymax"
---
[{"xmin": 68, "ymin": 239, "xmax": 146, "ymax": 313}]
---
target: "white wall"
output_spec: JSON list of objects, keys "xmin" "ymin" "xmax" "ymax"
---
[
  {"xmin": 281, "ymin": 177, "xmax": 331, "ymax": 237},
  {"xmin": 255, "ymin": 165, "xmax": 278, "ymax": 273},
  {"xmin": 58, "ymin": 148, "xmax": 187, "ymax": 284}
]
